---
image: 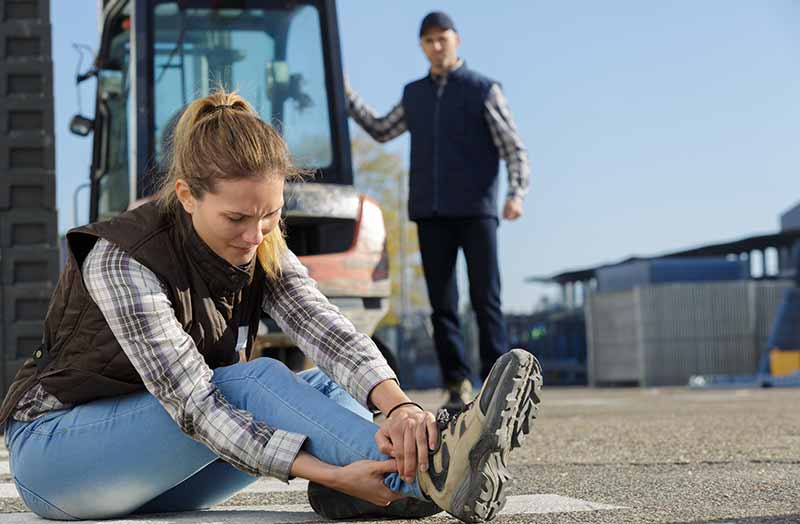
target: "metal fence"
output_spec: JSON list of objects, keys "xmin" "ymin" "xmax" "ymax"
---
[
  {"xmin": 506, "ymin": 310, "xmax": 587, "ymax": 386},
  {"xmin": 586, "ymin": 280, "xmax": 792, "ymax": 386}
]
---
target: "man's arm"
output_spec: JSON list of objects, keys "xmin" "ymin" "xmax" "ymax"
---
[
  {"xmin": 484, "ymin": 84, "xmax": 530, "ymax": 219},
  {"xmin": 346, "ymin": 85, "xmax": 408, "ymax": 143}
]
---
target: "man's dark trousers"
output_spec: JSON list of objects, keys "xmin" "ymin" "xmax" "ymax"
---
[{"xmin": 417, "ymin": 217, "xmax": 509, "ymax": 384}]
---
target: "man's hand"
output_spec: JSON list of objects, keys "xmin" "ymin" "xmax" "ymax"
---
[
  {"xmin": 502, "ymin": 197, "xmax": 523, "ymax": 221},
  {"xmin": 374, "ymin": 406, "xmax": 438, "ymax": 483},
  {"xmin": 343, "ymin": 74, "xmax": 352, "ymax": 96},
  {"xmin": 333, "ymin": 459, "xmax": 406, "ymax": 507}
]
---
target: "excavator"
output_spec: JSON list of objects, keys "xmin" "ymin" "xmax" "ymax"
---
[{"xmin": 67, "ymin": 0, "xmax": 393, "ymax": 369}]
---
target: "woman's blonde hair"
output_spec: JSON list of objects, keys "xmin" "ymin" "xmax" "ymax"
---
[{"xmin": 156, "ymin": 89, "xmax": 301, "ymax": 281}]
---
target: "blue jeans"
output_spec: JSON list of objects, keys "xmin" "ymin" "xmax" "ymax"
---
[{"xmin": 4, "ymin": 358, "xmax": 423, "ymax": 520}]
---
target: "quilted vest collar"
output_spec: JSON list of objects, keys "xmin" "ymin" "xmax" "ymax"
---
[{"xmin": 180, "ymin": 210, "xmax": 256, "ymax": 297}]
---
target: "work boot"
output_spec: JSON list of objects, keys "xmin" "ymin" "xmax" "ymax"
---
[
  {"xmin": 306, "ymin": 481, "xmax": 442, "ymax": 520},
  {"xmin": 419, "ymin": 349, "xmax": 542, "ymax": 523},
  {"xmin": 443, "ymin": 377, "xmax": 473, "ymax": 412}
]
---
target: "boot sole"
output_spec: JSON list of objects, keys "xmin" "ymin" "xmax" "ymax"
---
[
  {"xmin": 450, "ymin": 349, "xmax": 542, "ymax": 523},
  {"xmin": 307, "ymin": 481, "xmax": 442, "ymax": 520}
]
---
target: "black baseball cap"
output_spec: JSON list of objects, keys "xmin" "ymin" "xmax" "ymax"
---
[{"xmin": 419, "ymin": 11, "xmax": 456, "ymax": 37}]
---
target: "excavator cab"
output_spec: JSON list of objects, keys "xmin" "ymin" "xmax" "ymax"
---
[
  {"xmin": 75, "ymin": 0, "xmax": 390, "ymax": 366},
  {"xmin": 88, "ymin": 0, "xmax": 351, "ymax": 215}
]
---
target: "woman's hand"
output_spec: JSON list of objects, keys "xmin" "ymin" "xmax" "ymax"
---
[
  {"xmin": 375, "ymin": 406, "xmax": 438, "ymax": 483},
  {"xmin": 332, "ymin": 459, "xmax": 407, "ymax": 507},
  {"xmin": 290, "ymin": 452, "xmax": 404, "ymax": 507}
]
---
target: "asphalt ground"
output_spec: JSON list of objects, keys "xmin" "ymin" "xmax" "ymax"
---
[
  {"xmin": 0, "ymin": 386, "xmax": 797, "ymax": 523},
  {"xmin": 496, "ymin": 386, "xmax": 800, "ymax": 524}
]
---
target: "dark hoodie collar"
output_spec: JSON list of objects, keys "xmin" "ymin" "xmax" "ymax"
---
[{"xmin": 178, "ymin": 209, "xmax": 255, "ymax": 296}]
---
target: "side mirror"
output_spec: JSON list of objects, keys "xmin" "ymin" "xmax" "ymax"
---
[{"xmin": 69, "ymin": 114, "xmax": 94, "ymax": 136}]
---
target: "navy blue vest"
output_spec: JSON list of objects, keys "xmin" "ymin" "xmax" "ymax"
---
[{"xmin": 402, "ymin": 64, "xmax": 500, "ymax": 220}]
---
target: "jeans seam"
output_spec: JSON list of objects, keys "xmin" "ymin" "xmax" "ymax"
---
[
  {"xmin": 215, "ymin": 373, "xmax": 375, "ymax": 462},
  {"xmin": 14, "ymin": 476, "xmax": 79, "ymax": 520},
  {"xmin": 26, "ymin": 396, "xmax": 160, "ymax": 436}
]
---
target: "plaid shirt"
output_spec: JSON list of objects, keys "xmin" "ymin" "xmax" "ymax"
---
[
  {"xmin": 347, "ymin": 61, "xmax": 531, "ymax": 201},
  {"xmin": 13, "ymin": 238, "xmax": 396, "ymax": 482}
]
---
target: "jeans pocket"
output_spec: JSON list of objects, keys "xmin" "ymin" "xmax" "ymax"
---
[{"xmin": 14, "ymin": 478, "xmax": 78, "ymax": 521}]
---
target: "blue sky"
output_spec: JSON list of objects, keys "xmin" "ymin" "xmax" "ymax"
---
[{"xmin": 52, "ymin": 1, "xmax": 800, "ymax": 311}]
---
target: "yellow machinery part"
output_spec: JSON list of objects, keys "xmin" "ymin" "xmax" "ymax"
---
[{"xmin": 769, "ymin": 349, "xmax": 800, "ymax": 377}]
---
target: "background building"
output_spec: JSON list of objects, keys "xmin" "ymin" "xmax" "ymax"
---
[{"xmin": 527, "ymin": 202, "xmax": 800, "ymax": 387}]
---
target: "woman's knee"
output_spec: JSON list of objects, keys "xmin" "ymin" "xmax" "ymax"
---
[
  {"xmin": 224, "ymin": 357, "xmax": 293, "ymax": 381},
  {"xmin": 249, "ymin": 356, "xmax": 286, "ymax": 372}
]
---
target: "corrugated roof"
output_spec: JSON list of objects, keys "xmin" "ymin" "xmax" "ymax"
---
[{"xmin": 528, "ymin": 229, "xmax": 800, "ymax": 285}]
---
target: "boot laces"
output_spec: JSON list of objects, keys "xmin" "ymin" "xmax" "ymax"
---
[{"xmin": 435, "ymin": 400, "xmax": 475, "ymax": 434}]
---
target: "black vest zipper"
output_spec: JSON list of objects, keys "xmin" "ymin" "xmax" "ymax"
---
[{"xmin": 432, "ymin": 81, "xmax": 445, "ymax": 215}]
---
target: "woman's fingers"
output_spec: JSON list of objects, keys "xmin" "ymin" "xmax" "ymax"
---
[
  {"xmin": 403, "ymin": 420, "xmax": 418, "ymax": 481},
  {"xmin": 374, "ymin": 458, "xmax": 399, "ymax": 474},
  {"xmin": 390, "ymin": 424, "xmax": 406, "ymax": 476},
  {"xmin": 337, "ymin": 459, "xmax": 405, "ymax": 507},
  {"xmin": 374, "ymin": 409, "xmax": 440, "ymax": 484},
  {"xmin": 416, "ymin": 414, "xmax": 432, "ymax": 473},
  {"xmin": 426, "ymin": 411, "xmax": 439, "ymax": 451},
  {"xmin": 373, "ymin": 486, "xmax": 405, "ymax": 507},
  {"xmin": 359, "ymin": 480, "xmax": 401, "ymax": 507},
  {"xmin": 374, "ymin": 427, "xmax": 393, "ymax": 455},
  {"xmin": 364, "ymin": 461, "xmax": 405, "ymax": 507},
  {"xmin": 373, "ymin": 461, "xmax": 406, "ymax": 506}
]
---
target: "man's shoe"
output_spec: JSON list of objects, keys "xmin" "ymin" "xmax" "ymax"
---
[
  {"xmin": 443, "ymin": 378, "xmax": 473, "ymax": 412},
  {"xmin": 418, "ymin": 349, "xmax": 542, "ymax": 523},
  {"xmin": 307, "ymin": 481, "xmax": 442, "ymax": 520}
]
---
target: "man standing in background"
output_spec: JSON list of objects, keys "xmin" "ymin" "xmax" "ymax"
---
[{"xmin": 346, "ymin": 11, "xmax": 531, "ymax": 410}]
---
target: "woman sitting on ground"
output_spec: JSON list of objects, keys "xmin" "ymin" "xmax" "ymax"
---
[{"xmin": 0, "ymin": 90, "xmax": 542, "ymax": 523}]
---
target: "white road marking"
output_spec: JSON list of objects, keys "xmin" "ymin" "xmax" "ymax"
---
[
  {"xmin": 502, "ymin": 494, "xmax": 624, "ymax": 513},
  {"xmin": 231, "ymin": 478, "xmax": 309, "ymax": 493},
  {"xmin": 0, "ymin": 484, "xmax": 18, "ymax": 499},
  {"xmin": 0, "ymin": 494, "xmax": 624, "ymax": 522},
  {"xmin": 0, "ymin": 478, "xmax": 308, "ymax": 500}
]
